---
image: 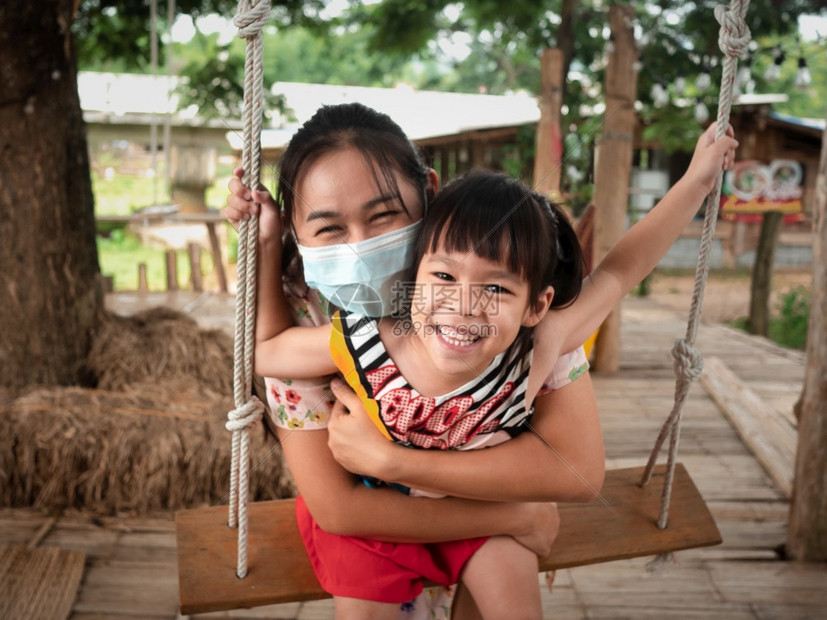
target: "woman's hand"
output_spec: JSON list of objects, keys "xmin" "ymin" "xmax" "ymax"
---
[
  {"xmin": 328, "ymin": 381, "xmax": 396, "ymax": 479},
  {"xmin": 511, "ymin": 502, "xmax": 560, "ymax": 558},
  {"xmin": 224, "ymin": 166, "xmax": 282, "ymax": 243}
]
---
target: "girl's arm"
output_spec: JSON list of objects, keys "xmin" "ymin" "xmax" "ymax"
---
[
  {"xmin": 279, "ymin": 425, "xmax": 560, "ymax": 556},
  {"xmin": 254, "ymin": 322, "xmax": 336, "ymax": 379},
  {"xmin": 327, "ymin": 370, "xmax": 604, "ymax": 503},
  {"xmin": 536, "ymin": 123, "xmax": 739, "ymax": 362}
]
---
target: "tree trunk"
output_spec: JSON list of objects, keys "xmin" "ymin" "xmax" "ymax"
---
[
  {"xmin": 591, "ymin": 4, "xmax": 639, "ymax": 373},
  {"xmin": 786, "ymin": 109, "xmax": 827, "ymax": 561},
  {"xmin": 533, "ymin": 48, "xmax": 564, "ymax": 199},
  {"xmin": 557, "ymin": 0, "xmax": 577, "ymax": 103},
  {"xmin": 0, "ymin": 1, "xmax": 103, "ymax": 390},
  {"xmin": 748, "ymin": 211, "xmax": 783, "ymax": 336}
]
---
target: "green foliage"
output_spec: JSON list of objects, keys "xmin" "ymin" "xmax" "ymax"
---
[
  {"xmin": 74, "ymin": 0, "xmax": 325, "ymax": 69},
  {"xmin": 261, "ymin": 24, "xmax": 415, "ymax": 87},
  {"xmin": 641, "ymin": 106, "xmax": 705, "ymax": 155},
  {"xmin": 770, "ymin": 286, "xmax": 811, "ymax": 350},
  {"xmin": 631, "ymin": 274, "xmax": 652, "ymax": 298},
  {"xmin": 500, "ymin": 125, "xmax": 537, "ymax": 183},
  {"xmin": 561, "ymin": 115, "xmax": 600, "ymax": 216},
  {"xmin": 358, "ymin": 0, "xmax": 447, "ymax": 56},
  {"xmin": 729, "ymin": 285, "xmax": 811, "ymax": 350},
  {"xmin": 174, "ymin": 31, "xmax": 287, "ymax": 122}
]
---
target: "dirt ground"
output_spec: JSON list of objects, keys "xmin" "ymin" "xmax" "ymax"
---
[{"xmin": 645, "ymin": 268, "xmax": 813, "ymax": 324}]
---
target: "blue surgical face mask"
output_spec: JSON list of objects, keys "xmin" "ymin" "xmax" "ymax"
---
[{"xmin": 297, "ymin": 221, "xmax": 422, "ymax": 317}]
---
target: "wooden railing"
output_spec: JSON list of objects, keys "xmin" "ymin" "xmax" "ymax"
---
[{"xmin": 97, "ymin": 211, "xmax": 229, "ymax": 294}]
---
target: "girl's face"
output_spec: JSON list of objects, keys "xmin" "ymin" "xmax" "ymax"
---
[
  {"xmin": 292, "ymin": 148, "xmax": 427, "ymax": 248},
  {"xmin": 409, "ymin": 242, "xmax": 553, "ymax": 381}
]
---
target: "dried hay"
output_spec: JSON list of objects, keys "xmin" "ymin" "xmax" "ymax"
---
[
  {"xmin": 1, "ymin": 307, "xmax": 295, "ymax": 516},
  {"xmin": 87, "ymin": 307, "xmax": 234, "ymax": 394}
]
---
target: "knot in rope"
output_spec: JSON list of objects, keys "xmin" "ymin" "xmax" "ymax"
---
[
  {"xmin": 672, "ymin": 339, "xmax": 704, "ymax": 383},
  {"xmin": 714, "ymin": 3, "xmax": 751, "ymax": 58},
  {"xmin": 233, "ymin": 0, "xmax": 270, "ymax": 39},
  {"xmin": 226, "ymin": 396, "xmax": 264, "ymax": 432}
]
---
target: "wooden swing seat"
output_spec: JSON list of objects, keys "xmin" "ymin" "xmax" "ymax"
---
[{"xmin": 175, "ymin": 463, "xmax": 720, "ymax": 614}]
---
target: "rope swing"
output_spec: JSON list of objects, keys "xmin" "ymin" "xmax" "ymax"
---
[
  {"xmin": 225, "ymin": 0, "xmax": 269, "ymax": 580},
  {"xmin": 640, "ymin": 0, "xmax": 752, "ymax": 528}
]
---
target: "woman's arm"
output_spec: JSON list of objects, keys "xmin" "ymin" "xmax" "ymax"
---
[
  {"xmin": 225, "ymin": 167, "xmax": 295, "ymax": 344},
  {"xmin": 327, "ymin": 372, "xmax": 604, "ymax": 503},
  {"xmin": 279, "ymin": 426, "xmax": 560, "ymax": 556}
]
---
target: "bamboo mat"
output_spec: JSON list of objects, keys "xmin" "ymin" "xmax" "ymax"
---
[{"xmin": 0, "ymin": 545, "xmax": 86, "ymax": 620}]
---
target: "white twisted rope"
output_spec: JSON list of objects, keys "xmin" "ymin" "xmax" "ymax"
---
[
  {"xmin": 227, "ymin": 0, "xmax": 269, "ymax": 580},
  {"xmin": 640, "ymin": 0, "xmax": 751, "ymax": 530}
]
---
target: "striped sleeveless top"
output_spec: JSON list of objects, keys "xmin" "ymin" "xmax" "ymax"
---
[{"xmin": 330, "ymin": 311, "xmax": 534, "ymax": 451}]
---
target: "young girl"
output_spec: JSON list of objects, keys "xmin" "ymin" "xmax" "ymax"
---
[{"xmin": 254, "ymin": 122, "xmax": 738, "ymax": 619}]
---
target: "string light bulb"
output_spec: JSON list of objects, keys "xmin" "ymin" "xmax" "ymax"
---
[
  {"xmin": 795, "ymin": 56, "xmax": 812, "ymax": 89},
  {"xmin": 736, "ymin": 55, "xmax": 752, "ymax": 89},
  {"xmin": 694, "ymin": 98, "xmax": 710, "ymax": 123},
  {"xmin": 764, "ymin": 48, "xmax": 785, "ymax": 82},
  {"xmin": 651, "ymin": 82, "xmax": 669, "ymax": 107}
]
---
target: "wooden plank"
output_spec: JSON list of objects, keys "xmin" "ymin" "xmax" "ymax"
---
[
  {"xmin": 0, "ymin": 545, "xmax": 86, "ymax": 620},
  {"xmin": 176, "ymin": 464, "xmax": 720, "ymax": 614},
  {"xmin": 72, "ymin": 561, "xmax": 179, "ymax": 616},
  {"xmin": 547, "ymin": 464, "xmax": 720, "ymax": 569},
  {"xmin": 700, "ymin": 356, "xmax": 796, "ymax": 498}
]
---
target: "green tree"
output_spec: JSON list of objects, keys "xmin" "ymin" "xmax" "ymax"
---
[{"xmin": 355, "ymin": 1, "xmax": 823, "ymax": 148}]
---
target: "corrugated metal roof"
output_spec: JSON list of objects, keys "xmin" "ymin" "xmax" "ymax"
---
[{"xmin": 769, "ymin": 111, "xmax": 826, "ymax": 132}]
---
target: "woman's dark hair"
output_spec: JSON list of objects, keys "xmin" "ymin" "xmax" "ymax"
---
[
  {"xmin": 415, "ymin": 169, "xmax": 585, "ymax": 359},
  {"xmin": 276, "ymin": 103, "xmax": 430, "ymax": 280}
]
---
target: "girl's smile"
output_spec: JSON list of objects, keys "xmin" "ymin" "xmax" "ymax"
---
[{"xmin": 434, "ymin": 323, "xmax": 484, "ymax": 350}]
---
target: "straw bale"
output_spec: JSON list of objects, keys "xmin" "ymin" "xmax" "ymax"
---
[
  {"xmin": 1, "ymin": 382, "xmax": 294, "ymax": 515},
  {"xmin": 1, "ymin": 306, "xmax": 296, "ymax": 516},
  {"xmin": 87, "ymin": 308, "xmax": 234, "ymax": 394}
]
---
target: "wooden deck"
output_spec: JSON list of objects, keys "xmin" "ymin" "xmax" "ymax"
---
[{"xmin": 2, "ymin": 293, "xmax": 825, "ymax": 620}]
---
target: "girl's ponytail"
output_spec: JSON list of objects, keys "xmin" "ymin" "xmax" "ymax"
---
[{"xmin": 546, "ymin": 203, "xmax": 585, "ymax": 309}]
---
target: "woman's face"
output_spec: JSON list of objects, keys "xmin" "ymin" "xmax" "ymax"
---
[{"xmin": 292, "ymin": 148, "xmax": 426, "ymax": 248}]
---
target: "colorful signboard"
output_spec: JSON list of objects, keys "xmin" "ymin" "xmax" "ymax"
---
[{"xmin": 720, "ymin": 159, "xmax": 804, "ymax": 223}]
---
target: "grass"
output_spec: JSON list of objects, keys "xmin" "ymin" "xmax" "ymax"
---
[{"xmin": 97, "ymin": 230, "xmax": 219, "ymax": 292}]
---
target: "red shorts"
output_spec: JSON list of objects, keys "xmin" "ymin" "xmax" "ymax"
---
[{"xmin": 295, "ymin": 495, "xmax": 488, "ymax": 603}]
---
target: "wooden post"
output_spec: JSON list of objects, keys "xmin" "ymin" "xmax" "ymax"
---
[
  {"xmin": 165, "ymin": 250, "xmax": 178, "ymax": 291},
  {"xmin": 138, "ymin": 263, "xmax": 149, "ymax": 293},
  {"xmin": 786, "ymin": 109, "xmax": 827, "ymax": 561},
  {"xmin": 206, "ymin": 223, "xmax": 228, "ymax": 293},
  {"xmin": 440, "ymin": 148, "xmax": 451, "ymax": 182},
  {"xmin": 591, "ymin": 4, "xmax": 639, "ymax": 373},
  {"xmin": 533, "ymin": 48, "xmax": 564, "ymax": 200},
  {"xmin": 748, "ymin": 210, "xmax": 783, "ymax": 336},
  {"xmin": 188, "ymin": 243, "xmax": 203, "ymax": 292},
  {"xmin": 170, "ymin": 145, "xmax": 216, "ymax": 214}
]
